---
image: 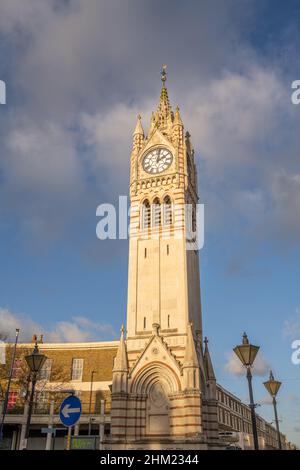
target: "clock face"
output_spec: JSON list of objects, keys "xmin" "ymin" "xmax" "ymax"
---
[{"xmin": 142, "ymin": 148, "xmax": 173, "ymax": 174}]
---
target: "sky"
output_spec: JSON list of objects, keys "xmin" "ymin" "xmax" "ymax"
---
[{"xmin": 0, "ymin": 0, "xmax": 300, "ymax": 446}]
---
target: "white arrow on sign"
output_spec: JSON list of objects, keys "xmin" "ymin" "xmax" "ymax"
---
[{"xmin": 62, "ymin": 404, "xmax": 81, "ymax": 418}]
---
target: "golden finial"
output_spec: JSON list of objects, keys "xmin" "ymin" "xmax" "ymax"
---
[{"xmin": 161, "ymin": 64, "xmax": 167, "ymax": 86}]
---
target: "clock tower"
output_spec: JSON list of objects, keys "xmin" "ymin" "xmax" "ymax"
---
[{"xmin": 106, "ymin": 68, "xmax": 220, "ymax": 450}]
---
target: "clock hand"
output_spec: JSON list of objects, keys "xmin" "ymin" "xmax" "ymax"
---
[{"xmin": 156, "ymin": 149, "xmax": 162, "ymax": 163}]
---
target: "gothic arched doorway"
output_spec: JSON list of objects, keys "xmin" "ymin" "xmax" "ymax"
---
[{"xmin": 131, "ymin": 362, "xmax": 181, "ymax": 437}]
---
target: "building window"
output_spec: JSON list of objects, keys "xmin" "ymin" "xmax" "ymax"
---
[
  {"xmin": 152, "ymin": 198, "xmax": 161, "ymax": 227},
  {"xmin": 167, "ymin": 244, "xmax": 169, "ymax": 255},
  {"xmin": 163, "ymin": 196, "xmax": 172, "ymax": 225},
  {"xmin": 71, "ymin": 358, "xmax": 84, "ymax": 381},
  {"xmin": 39, "ymin": 358, "xmax": 52, "ymax": 381},
  {"xmin": 7, "ymin": 391, "xmax": 18, "ymax": 410},
  {"xmin": 143, "ymin": 317, "xmax": 147, "ymax": 329},
  {"xmin": 167, "ymin": 315, "xmax": 170, "ymax": 328},
  {"xmin": 142, "ymin": 200, "xmax": 151, "ymax": 228},
  {"xmin": 144, "ymin": 247, "xmax": 147, "ymax": 258}
]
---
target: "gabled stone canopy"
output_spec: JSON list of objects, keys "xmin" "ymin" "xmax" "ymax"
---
[{"xmin": 128, "ymin": 323, "xmax": 183, "ymax": 394}]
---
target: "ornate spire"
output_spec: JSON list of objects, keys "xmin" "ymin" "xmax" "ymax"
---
[
  {"xmin": 183, "ymin": 323, "xmax": 199, "ymax": 367},
  {"xmin": 133, "ymin": 114, "xmax": 144, "ymax": 136},
  {"xmin": 113, "ymin": 325, "xmax": 128, "ymax": 372},
  {"xmin": 172, "ymin": 105, "xmax": 184, "ymax": 145},
  {"xmin": 133, "ymin": 114, "xmax": 145, "ymax": 151},
  {"xmin": 156, "ymin": 65, "xmax": 172, "ymax": 129},
  {"xmin": 204, "ymin": 337, "xmax": 216, "ymax": 380},
  {"xmin": 174, "ymin": 106, "xmax": 183, "ymax": 126}
]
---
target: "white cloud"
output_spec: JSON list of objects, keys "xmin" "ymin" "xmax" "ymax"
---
[
  {"xmin": 185, "ymin": 68, "xmax": 288, "ymax": 170},
  {"xmin": 0, "ymin": 307, "xmax": 116, "ymax": 343},
  {"xmin": 6, "ymin": 120, "xmax": 82, "ymax": 194},
  {"xmin": 258, "ymin": 395, "xmax": 273, "ymax": 406},
  {"xmin": 181, "ymin": 67, "xmax": 300, "ymax": 242},
  {"xmin": 0, "ymin": 308, "xmax": 41, "ymax": 342},
  {"xmin": 73, "ymin": 316, "xmax": 115, "ymax": 335},
  {"xmin": 80, "ymin": 101, "xmax": 155, "ymax": 192},
  {"xmin": 0, "ymin": 118, "xmax": 89, "ymax": 246},
  {"xmin": 225, "ymin": 351, "xmax": 271, "ymax": 377}
]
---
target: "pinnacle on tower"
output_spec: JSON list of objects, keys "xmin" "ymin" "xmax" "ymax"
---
[
  {"xmin": 174, "ymin": 105, "xmax": 183, "ymax": 126},
  {"xmin": 203, "ymin": 337, "xmax": 216, "ymax": 381},
  {"xmin": 133, "ymin": 114, "xmax": 144, "ymax": 136},
  {"xmin": 132, "ymin": 114, "xmax": 145, "ymax": 151},
  {"xmin": 113, "ymin": 325, "xmax": 128, "ymax": 372},
  {"xmin": 183, "ymin": 323, "xmax": 199, "ymax": 367}
]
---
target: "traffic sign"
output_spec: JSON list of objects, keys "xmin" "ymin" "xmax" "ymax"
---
[
  {"xmin": 59, "ymin": 395, "xmax": 82, "ymax": 427},
  {"xmin": 41, "ymin": 427, "xmax": 56, "ymax": 435}
]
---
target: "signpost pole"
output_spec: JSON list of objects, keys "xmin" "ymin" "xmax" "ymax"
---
[
  {"xmin": 45, "ymin": 400, "xmax": 54, "ymax": 450},
  {"xmin": 66, "ymin": 426, "xmax": 72, "ymax": 450}
]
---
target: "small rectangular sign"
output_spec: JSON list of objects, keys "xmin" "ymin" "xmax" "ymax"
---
[
  {"xmin": 70, "ymin": 436, "xmax": 99, "ymax": 450},
  {"xmin": 41, "ymin": 428, "xmax": 56, "ymax": 435}
]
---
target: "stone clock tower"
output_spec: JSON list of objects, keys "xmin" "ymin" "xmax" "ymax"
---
[{"xmin": 106, "ymin": 68, "xmax": 220, "ymax": 450}]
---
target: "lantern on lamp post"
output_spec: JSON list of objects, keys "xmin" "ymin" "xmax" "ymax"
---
[
  {"xmin": 233, "ymin": 332, "xmax": 260, "ymax": 450},
  {"xmin": 264, "ymin": 371, "xmax": 282, "ymax": 450},
  {"xmin": 23, "ymin": 339, "xmax": 47, "ymax": 449}
]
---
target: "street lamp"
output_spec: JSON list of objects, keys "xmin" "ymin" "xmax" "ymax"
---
[
  {"xmin": 233, "ymin": 332, "xmax": 260, "ymax": 450},
  {"xmin": 263, "ymin": 370, "xmax": 282, "ymax": 450},
  {"xmin": 88, "ymin": 370, "xmax": 96, "ymax": 435},
  {"xmin": 23, "ymin": 339, "xmax": 47, "ymax": 448}
]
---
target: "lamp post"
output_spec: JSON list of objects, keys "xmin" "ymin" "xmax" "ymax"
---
[
  {"xmin": 88, "ymin": 370, "xmax": 96, "ymax": 435},
  {"xmin": 0, "ymin": 328, "xmax": 20, "ymax": 441},
  {"xmin": 263, "ymin": 370, "xmax": 282, "ymax": 450},
  {"xmin": 233, "ymin": 332, "xmax": 260, "ymax": 450},
  {"xmin": 23, "ymin": 340, "xmax": 47, "ymax": 449}
]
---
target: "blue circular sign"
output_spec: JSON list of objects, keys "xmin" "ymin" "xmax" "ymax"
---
[{"xmin": 59, "ymin": 395, "xmax": 82, "ymax": 427}]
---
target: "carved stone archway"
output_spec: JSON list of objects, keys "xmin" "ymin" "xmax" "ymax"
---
[{"xmin": 131, "ymin": 362, "xmax": 181, "ymax": 436}]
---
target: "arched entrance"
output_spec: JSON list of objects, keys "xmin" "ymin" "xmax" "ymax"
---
[{"xmin": 131, "ymin": 362, "xmax": 181, "ymax": 437}]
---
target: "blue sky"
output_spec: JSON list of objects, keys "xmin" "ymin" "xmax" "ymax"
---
[{"xmin": 0, "ymin": 0, "xmax": 300, "ymax": 445}]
